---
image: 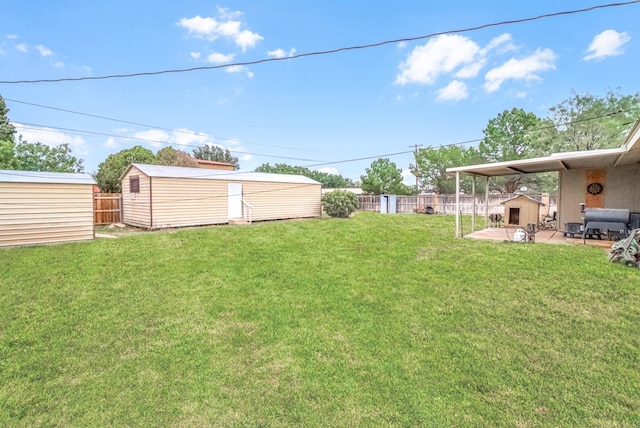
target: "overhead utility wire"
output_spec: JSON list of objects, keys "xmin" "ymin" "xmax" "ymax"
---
[
  {"xmin": 5, "ymin": 98, "xmax": 323, "ymax": 153},
  {"xmin": 15, "ymin": 122, "xmax": 328, "ymax": 163},
  {"xmin": 16, "ymin": 108, "xmax": 629, "ymax": 173},
  {"xmin": 1, "ymin": 1, "xmax": 638, "ymax": 84}
]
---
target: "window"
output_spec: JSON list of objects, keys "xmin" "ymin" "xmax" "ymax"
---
[{"xmin": 129, "ymin": 175, "xmax": 140, "ymax": 193}]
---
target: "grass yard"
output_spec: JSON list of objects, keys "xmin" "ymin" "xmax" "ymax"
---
[{"xmin": 1, "ymin": 212, "xmax": 639, "ymax": 426}]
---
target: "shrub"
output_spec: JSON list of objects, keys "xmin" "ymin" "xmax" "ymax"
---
[{"xmin": 322, "ymin": 190, "xmax": 358, "ymax": 218}]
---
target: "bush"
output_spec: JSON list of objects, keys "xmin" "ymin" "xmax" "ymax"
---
[{"xmin": 322, "ymin": 190, "xmax": 358, "ymax": 218}]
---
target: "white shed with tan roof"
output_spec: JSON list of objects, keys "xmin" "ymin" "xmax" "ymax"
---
[
  {"xmin": 0, "ymin": 169, "xmax": 95, "ymax": 248},
  {"xmin": 120, "ymin": 163, "xmax": 322, "ymax": 229}
]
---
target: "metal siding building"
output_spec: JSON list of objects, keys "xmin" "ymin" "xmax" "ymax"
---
[
  {"xmin": 121, "ymin": 164, "xmax": 322, "ymax": 229},
  {"xmin": 0, "ymin": 170, "xmax": 95, "ymax": 248}
]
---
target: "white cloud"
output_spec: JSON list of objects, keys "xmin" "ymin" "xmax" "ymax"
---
[
  {"xmin": 133, "ymin": 129, "xmax": 170, "ymax": 148},
  {"xmin": 396, "ymin": 33, "xmax": 519, "ymax": 87},
  {"xmin": 226, "ymin": 65, "xmax": 244, "ymax": 73},
  {"xmin": 35, "ymin": 44, "xmax": 53, "ymax": 56},
  {"xmin": 436, "ymin": 80, "xmax": 469, "ymax": 102},
  {"xmin": 402, "ymin": 169, "xmax": 415, "ymax": 186},
  {"xmin": 396, "ymin": 34, "xmax": 481, "ymax": 85},
  {"xmin": 318, "ymin": 167, "xmax": 339, "ymax": 175},
  {"xmin": 514, "ymin": 91, "xmax": 527, "ymax": 98},
  {"xmin": 14, "ymin": 123, "xmax": 88, "ymax": 154},
  {"xmin": 234, "ymin": 30, "xmax": 263, "ymax": 52},
  {"xmin": 484, "ymin": 48, "xmax": 557, "ymax": 93},
  {"xmin": 52, "ymin": 61, "xmax": 64, "ymax": 68},
  {"xmin": 267, "ymin": 48, "xmax": 286, "ymax": 58},
  {"xmin": 177, "ymin": 10, "xmax": 263, "ymax": 52},
  {"xmin": 267, "ymin": 47, "xmax": 297, "ymax": 59},
  {"xmin": 207, "ymin": 52, "xmax": 235, "ymax": 64},
  {"xmin": 6, "ymin": 34, "xmax": 19, "ymax": 40},
  {"xmin": 481, "ymin": 33, "xmax": 516, "ymax": 55},
  {"xmin": 15, "ymin": 43, "xmax": 28, "ymax": 53},
  {"xmin": 190, "ymin": 51, "xmax": 201, "ymax": 60},
  {"xmin": 583, "ymin": 29, "xmax": 631, "ymax": 61},
  {"xmin": 171, "ymin": 128, "xmax": 210, "ymax": 147},
  {"xmin": 455, "ymin": 61, "xmax": 486, "ymax": 79},
  {"xmin": 104, "ymin": 137, "xmax": 118, "ymax": 148},
  {"xmin": 217, "ymin": 6, "xmax": 243, "ymax": 20},
  {"xmin": 178, "ymin": 16, "xmax": 218, "ymax": 39}
]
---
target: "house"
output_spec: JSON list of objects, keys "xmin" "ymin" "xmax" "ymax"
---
[
  {"xmin": 0, "ymin": 169, "xmax": 96, "ymax": 247},
  {"xmin": 446, "ymin": 117, "xmax": 640, "ymax": 237},
  {"xmin": 120, "ymin": 163, "xmax": 322, "ymax": 229}
]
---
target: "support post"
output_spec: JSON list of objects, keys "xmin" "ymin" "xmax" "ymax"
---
[
  {"xmin": 455, "ymin": 172, "xmax": 461, "ymax": 238},
  {"xmin": 485, "ymin": 177, "xmax": 490, "ymax": 228},
  {"xmin": 472, "ymin": 175, "xmax": 476, "ymax": 232}
]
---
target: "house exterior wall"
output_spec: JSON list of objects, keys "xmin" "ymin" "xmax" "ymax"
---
[
  {"xmin": 122, "ymin": 166, "xmax": 152, "ymax": 228},
  {"xmin": 558, "ymin": 163, "xmax": 640, "ymax": 227},
  {"xmin": 243, "ymin": 182, "xmax": 322, "ymax": 221},
  {"xmin": 149, "ymin": 177, "xmax": 228, "ymax": 229},
  {"xmin": 0, "ymin": 182, "xmax": 94, "ymax": 247}
]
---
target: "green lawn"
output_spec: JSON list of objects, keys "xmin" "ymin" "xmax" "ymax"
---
[{"xmin": 1, "ymin": 212, "xmax": 639, "ymax": 426}]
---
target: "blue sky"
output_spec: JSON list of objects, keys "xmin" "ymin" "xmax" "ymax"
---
[{"xmin": 1, "ymin": 1, "xmax": 639, "ymax": 183}]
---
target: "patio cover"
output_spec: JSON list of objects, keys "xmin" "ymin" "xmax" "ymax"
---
[{"xmin": 446, "ymin": 117, "xmax": 640, "ymax": 237}]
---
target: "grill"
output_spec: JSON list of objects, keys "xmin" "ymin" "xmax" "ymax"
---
[{"xmin": 583, "ymin": 208, "xmax": 630, "ymax": 242}]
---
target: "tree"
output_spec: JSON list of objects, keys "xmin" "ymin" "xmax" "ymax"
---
[
  {"xmin": 0, "ymin": 95, "xmax": 17, "ymax": 169},
  {"xmin": 546, "ymin": 89, "xmax": 640, "ymax": 152},
  {"xmin": 156, "ymin": 146, "xmax": 199, "ymax": 167},
  {"xmin": 410, "ymin": 145, "xmax": 477, "ymax": 194},
  {"xmin": 14, "ymin": 139, "xmax": 84, "ymax": 172},
  {"xmin": 478, "ymin": 108, "xmax": 546, "ymax": 193},
  {"xmin": 322, "ymin": 190, "xmax": 358, "ymax": 218},
  {"xmin": 360, "ymin": 158, "xmax": 412, "ymax": 195},
  {"xmin": 254, "ymin": 163, "xmax": 356, "ymax": 188},
  {"xmin": 95, "ymin": 146, "xmax": 157, "ymax": 192},
  {"xmin": 192, "ymin": 145, "xmax": 239, "ymax": 170}
]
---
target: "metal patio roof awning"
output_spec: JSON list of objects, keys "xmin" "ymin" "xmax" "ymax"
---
[
  {"xmin": 445, "ymin": 117, "xmax": 640, "ymax": 237},
  {"xmin": 446, "ymin": 117, "xmax": 640, "ymax": 178}
]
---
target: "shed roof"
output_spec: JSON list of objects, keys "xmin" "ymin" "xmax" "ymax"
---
[
  {"xmin": 447, "ymin": 116, "xmax": 640, "ymax": 177},
  {"xmin": 500, "ymin": 194, "xmax": 545, "ymax": 206},
  {"xmin": 0, "ymin": 169, "xmax": 96, "ymax": 185},
  {"xmin": 124, "ymin": 163, "xmax": 321, "ymax": 185}
]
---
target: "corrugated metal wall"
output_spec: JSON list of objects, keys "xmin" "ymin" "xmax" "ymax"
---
[
  {"xmin": 120, "ymin": 168, "xmax": 322, "ymax": 229},
  {"xmin": 122, "ymin": 167, "xmax": 152, "ymax": 228},
  {"xmin": 0, "ymin": 182, "xmax": 94, "ymax": 247},
  {"xmin": 150, "ymin": 177, "xmax": 228, "ymax": 228},
  {"xmin": 243, "ymin": 182, "xmax": 322, "ymax": 221}
]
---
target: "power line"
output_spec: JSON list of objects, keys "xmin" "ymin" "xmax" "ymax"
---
[
  {"xmin": 1, "ymin": 1, "xmax": 638, "ymax": 85},
  {"xmin": 15, "ymin": 122, "xmax": 329, "ymax": 163},
  {"xmin": 5, "ymin": 98, "xmax": 324, "ymax": 153},
  {"xmin": 15, "ymin": 108, "xmax": 631, "ymax": 172}
]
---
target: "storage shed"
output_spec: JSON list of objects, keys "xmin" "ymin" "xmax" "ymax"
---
[
  {"xmin": 121, "ymin": 163, "xmax": 322, "ymax": 229},
  {"xmin": 500, "ymin": 194, "xmax": 545, "ymax": 227},
  {"xmin": 0, "ymin": 169, "xmax": 95, "ymax": 248}
]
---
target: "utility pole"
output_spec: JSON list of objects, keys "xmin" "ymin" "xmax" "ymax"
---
[{"xmin": 409, "ymin": 144, "xmax": 423, "ymax": 190}]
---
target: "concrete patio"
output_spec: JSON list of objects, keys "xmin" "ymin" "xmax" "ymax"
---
[{"xmin": 463, "ymin": 227, "xmax": 615, "ymax": 249}]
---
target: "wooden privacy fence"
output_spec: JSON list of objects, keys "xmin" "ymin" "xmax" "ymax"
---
[
  {"xmin": 358, "ymin": 194, "xmax": 557, "ymax": 216},
  {"xmin": 94, "ymin": 193, "xmax": 122, "ymax": 224}
]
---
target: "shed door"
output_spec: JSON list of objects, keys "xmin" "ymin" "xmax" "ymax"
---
[{"xmin": 228, "ymin": 183, "xmax": 243, "ymax": 219}]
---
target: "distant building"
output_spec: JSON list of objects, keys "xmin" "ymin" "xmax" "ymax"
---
[{"xmin": 196, "ymin": 159, "xmax": 236, "ymax": 171}]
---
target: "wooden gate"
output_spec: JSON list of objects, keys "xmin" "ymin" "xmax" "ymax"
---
[{"xmin": 94, "ymin": 193, "xmax": 122, "ymax": 224}]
